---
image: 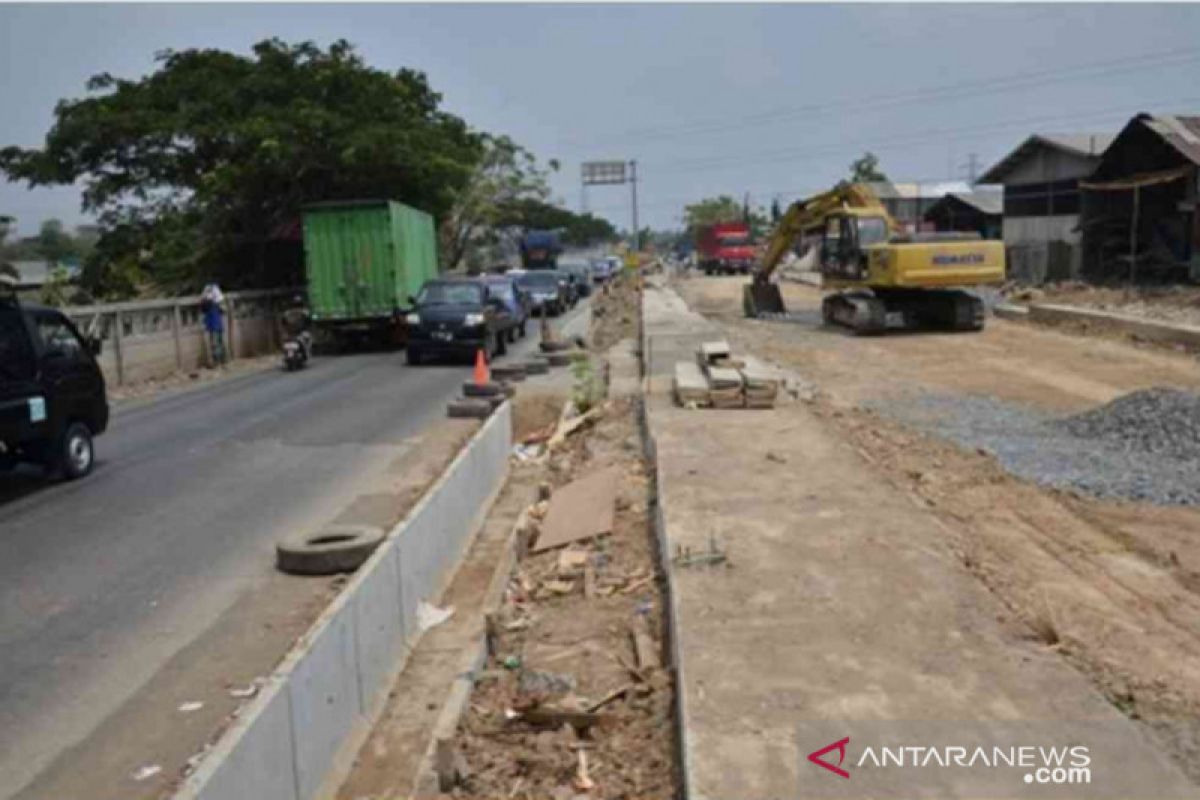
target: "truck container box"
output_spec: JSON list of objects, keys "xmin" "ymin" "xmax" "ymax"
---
[{"xmin": 302, "ymin": 199, "xmax": 438, "ymax": 326}]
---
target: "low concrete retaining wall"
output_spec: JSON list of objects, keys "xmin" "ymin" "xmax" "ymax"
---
[
  {"xmin": 175, "ymin": 402, "xmax": 512, "ymax": 800},
  {"xmin": 64, "ymin": 289, "xmax": 293, "ymax": 386},
  {"xmin": 1025, "ymin": 302, "xmax": 1200, "ymax": 349}
]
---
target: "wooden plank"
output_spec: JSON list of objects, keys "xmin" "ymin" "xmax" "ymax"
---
[
  {"xmin": 532, "ymin": 467, "xmax": 620, "ymax": 553},
  {"xmin": 630, "ymin": 616, "xmax": 661, "ymax": 670}
]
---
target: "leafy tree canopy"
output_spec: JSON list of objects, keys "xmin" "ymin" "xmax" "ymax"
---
[
  {"xmin": 1, "ymin": 39, "xmax": 482, "ymax": 295},
  {"xmin": 848, "ymin": 151, "xmax": 888, "ymax": 183}
]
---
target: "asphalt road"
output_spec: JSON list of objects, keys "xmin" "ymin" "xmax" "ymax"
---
[{"xmin": 0, "ymin": 302, "xmax": 588, "ymax": 796}]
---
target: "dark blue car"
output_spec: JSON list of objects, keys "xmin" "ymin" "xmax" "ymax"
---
[{"xmin": 477, "ymin": 274, "xmax": 530, "ymax": 341}]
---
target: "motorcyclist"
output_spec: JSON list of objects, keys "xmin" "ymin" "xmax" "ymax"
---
[{"xmin": 279, "ymin": 295, "xmax": 312, "ymax": 361}]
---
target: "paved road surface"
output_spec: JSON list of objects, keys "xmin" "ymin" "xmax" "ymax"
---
[{"xmin": 0, "ymin": 302, "xmax": 588, "ymax": 796}]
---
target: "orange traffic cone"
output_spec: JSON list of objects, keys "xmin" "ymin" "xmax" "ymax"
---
[{"xmin": 473, "ymin": 347, "xmax": 490, "ymax": 386}]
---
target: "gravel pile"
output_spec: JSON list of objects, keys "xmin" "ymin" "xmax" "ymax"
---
[
  {"xmin": 873, "ymin": 387, "xmax": 1200, "ymax": 506},
  {"xmin": 1055, "ymin": 388, "xmax": 1200, "ymax": 461}
]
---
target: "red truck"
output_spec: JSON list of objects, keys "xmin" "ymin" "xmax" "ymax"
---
[{"xmin": 696, "ymin": 221, "xmax": 756, "ymax": 275}]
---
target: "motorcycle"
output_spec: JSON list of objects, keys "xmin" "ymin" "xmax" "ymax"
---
[{"xmin": 282, "ymin": 331, "xmax": 312, "ymax": 371}]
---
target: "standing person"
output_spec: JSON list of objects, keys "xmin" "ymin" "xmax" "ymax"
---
[{"xmin": 200, "ymin": 283, "xmax": 227, "ymax": 367}]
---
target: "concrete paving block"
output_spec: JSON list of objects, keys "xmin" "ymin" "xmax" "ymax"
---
[
  {"xmin": 352, "ymin": 549, "xmax": 405, "ymax": 714},
  {"xmin": 288, "ymin": 607, "xmax": 360, "ymax": 800},
  {"xmin": 446, "ymin": 397, "xmax": 493, "ymax": 419},
  {"xmin": 523, "ymin": 358, "xmax": 550, "ymax": 375},
  {"xmin": 186, "ymin": 683, "xmax": 298, "ymax": 800}
]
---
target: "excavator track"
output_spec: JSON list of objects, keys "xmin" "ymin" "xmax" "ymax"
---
[{"xmin": 821, "ymin": 288, "xmax": 984, "ymax": 335}]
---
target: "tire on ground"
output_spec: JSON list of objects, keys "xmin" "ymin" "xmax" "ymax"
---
[{"xmin": 276, "ymin": 524, "xmax": 386, "ymax": 575}]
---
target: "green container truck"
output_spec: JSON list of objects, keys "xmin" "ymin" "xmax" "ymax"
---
[{"xmin": 302, "ymin": 199, "xmax": 439, "ymax": 347}]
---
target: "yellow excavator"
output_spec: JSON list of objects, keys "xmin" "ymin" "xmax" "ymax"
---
[{"xmin": 743, "ymin": 183, "xmax": 1005, "ymax": 333}]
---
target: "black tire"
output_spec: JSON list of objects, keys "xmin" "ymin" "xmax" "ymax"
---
[
  {"xmin": 406, "ymin": 347, "xmax": 423, "ymax": 365},
  {"xmin": 56, "ymin": 422, "xmax": 94, "ymax": 481},
  {"xmin": 495, "ymin": 330, "xmax": 508, "ymax": 357},
  {"xmin": 519, "ymin": 319, "xmax": 528, "ymax": 338},
  {"xmin": 276, "ymin": 525, "xmax": 385, "ymax": 575}
]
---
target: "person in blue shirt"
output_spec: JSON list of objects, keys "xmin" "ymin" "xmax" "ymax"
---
[{"xmin": 200, "ymin": 283, "xmax": 226, "ymax": 367}]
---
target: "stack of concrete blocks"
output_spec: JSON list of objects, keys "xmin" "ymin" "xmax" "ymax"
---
[{"xmin": 671, "ymin": 340, "xmax": 781, "ymax": 409}]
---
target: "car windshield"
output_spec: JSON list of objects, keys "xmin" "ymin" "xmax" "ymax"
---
[
  {"xmin": 857, "ymin": 217, "xmax": 890, "ymax": 247},
  {"xmin": 482, "ymin": 281, "xmax": 515, "ymax": 301},
  {"xmin": 417, "ymin": 283, "xmax": 482, "ymax": 306},
  {"xmin": 0, "ymin": 307, "xmax": 36, "ymax": 380},
  {"xmin": 517, "ymin": 272, "xmax": 562, "ymax": 288}
]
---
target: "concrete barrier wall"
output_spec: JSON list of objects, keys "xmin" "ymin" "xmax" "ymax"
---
[
  {"xmin": 64, "ymin": 290, "xmax": 291, "ymax": 386},
  {"xmin": 1026, "ymin": 302, "xmax": 1200, "ymax": 348},
  {"xmin": 176, "ymin": 402, "xmax": 512, "ymax": 800}
]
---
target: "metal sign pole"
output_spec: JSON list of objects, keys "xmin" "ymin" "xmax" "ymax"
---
[{"xmin": 630, "ymin": 159, "xmax": 639, "ymax": 252}]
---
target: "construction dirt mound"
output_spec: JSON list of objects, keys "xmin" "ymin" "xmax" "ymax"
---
[{"xmin": 1057, "ymin": 387, "xmax": 1200, "ymax": 461}]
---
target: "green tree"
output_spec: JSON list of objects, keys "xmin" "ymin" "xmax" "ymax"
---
[
  {"xmin": 683, "ymin": 195, "xmax": 744, "ymax": 232},
  {"xmin": 37, "ymin": 219, "xmax": 78, "ymax": 264},
  {"xmin": 439, "ymin": 135, "xmax": 554, "ymax": 270},
  {"xmin": 1, "ymin": 39, "xmax": 482, "ymax": 296},
  {"xmin": 848, "ymin": 151, "xmax": 888, "ymax": 183}
]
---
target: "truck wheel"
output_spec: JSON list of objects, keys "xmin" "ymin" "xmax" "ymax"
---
[
  {"xmin": 406, "ymin": 347, "xmax": 423, "ymax": 366},
  {"xmin": 519, "ymin": 320, "xmax": 528, "ymax": 338},
  {"xmin": 56, "ymin": 422, "xmax": 95, "ymax": 480},
  {"xmin": 496, "ymin": 330, "xmax": 508, "ymax": 357}
]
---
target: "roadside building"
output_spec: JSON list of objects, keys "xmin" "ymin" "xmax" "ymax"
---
[
  {"xmin": 9, "ymin": 259, "xmax": 78, "ymax": 292},
  {"xmin": 1079, "ymin": 114, "xmax": 1200, "ymax": 283},
  {"xmin": 866, "ymin": 181, "xmax": 973, "ymax": 233},
  {"xmin": 978, "ymin": 133, "xmax": 1114, "ymax": 284},
  {"xmin": 922, "ymin": 190, "xmax": 1003, "ymax": 239}
]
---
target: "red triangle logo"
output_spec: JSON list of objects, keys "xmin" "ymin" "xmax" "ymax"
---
[{"xmin": 808, "ymin": 737, "xmax": 851, "ymax": 779}]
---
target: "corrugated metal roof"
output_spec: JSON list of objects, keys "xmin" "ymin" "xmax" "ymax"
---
[
  {"xmin": 865, "ymin": 180, "xmax": 972, "ymax": 199},
  {"xmin": 923, "ymin": 190, "xmax": 1003, "ymax": 219},
  {"xmin": 1141, "ymin": 114, "xmax": 1200, "ymax": 165},
  {"xmin": 950, "ymin": 191, "xmax": 1003, "ymax": 215},
  {"xmin": 977, "ymin": 133, "xmax": 1113, "ymax": 184}
]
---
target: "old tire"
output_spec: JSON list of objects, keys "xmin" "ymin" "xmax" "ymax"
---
[{"xmin": 276, "ymin": 525, "xmax": 385, "ymax": 576}]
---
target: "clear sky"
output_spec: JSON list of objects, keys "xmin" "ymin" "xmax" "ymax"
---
[{"xmin": 3, "ymin": 2, "xmax": 1200, "ymax": 235}]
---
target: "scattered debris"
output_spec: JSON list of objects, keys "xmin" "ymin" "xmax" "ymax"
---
[
  {"xmin": 574, "ymin": 748, "xmax": 596, "ymax": 791},
  {"xmin": 532, "ymin": 467, "xmax": 620, "ymax": 552},
  {"xmin": 630, "ymin": 616, "xmax": 661, "ymax": 670},
  {"xmin": 131, "ymin": 764, "xmax": 162, "ymax": 782},
  {"xmin": 229, "ymin": 684, "xmax": 258, "ymax": 699},
  {"xmin": 547, "ymin": 406, "xmax": 603, "ymax": 451},
  {"xmin": 177, "ymin": 700, "xmax": 204, "ymax": 713},
  {"xmin": 417, "ymin": 601, "xmax": 456, "ymax": 632},
  {"xmin": 672, "ymin": 537, "xmax": 729, "ymax": 568},
  {"xmin": 766, "ymin": 450, "xmax": 787, "ymax": 463}
]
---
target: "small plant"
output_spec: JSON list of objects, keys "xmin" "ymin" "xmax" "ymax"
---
[{"xmin": 570, "ymin": 356, "xmax": 604, "ymax": 413}]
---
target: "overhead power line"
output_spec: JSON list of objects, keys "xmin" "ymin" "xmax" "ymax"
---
[{"xmin": 565, "ymin": 46, "xmax": 1200, "ymax": 150}]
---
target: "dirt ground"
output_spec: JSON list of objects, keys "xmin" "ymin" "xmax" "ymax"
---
[
  {"xmin": 437, "ymin": 278, "xmax": 679, "ymax": 800},
  {"xmin": 15, "ymin": 417, "xmax": 479, "ymax": 800},
  {"xmin": 673, "ymin": 275, "xmax": 1200, "ymax": 780},
  {"xmin": 107, "ymin": 355, "xmax": 279, "ymax": 405}
]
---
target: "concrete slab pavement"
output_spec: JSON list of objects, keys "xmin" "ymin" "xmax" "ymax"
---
[{"xmin": 641, "ymin": 279, "xmax": 1196, "ymax": 799}]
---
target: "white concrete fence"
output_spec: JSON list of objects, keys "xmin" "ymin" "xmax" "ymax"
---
[
  {"xmin": 175, "ymin": 402, "xmax": 512, "ymax": 800},
  {"xmin": 62, "ymin": 289, "xmax": 295, "ymax": 386}
]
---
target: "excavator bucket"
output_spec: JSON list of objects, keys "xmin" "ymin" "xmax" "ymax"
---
[{"xmin": 743, "ymin": 281, "xmax": 786, "ymax": 317}]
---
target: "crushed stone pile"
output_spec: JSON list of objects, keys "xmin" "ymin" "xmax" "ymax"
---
[
  {"xmin": 877, "ymin": 387, "xmax": 1200, "ymax": 506},
  {"xmin": 1056, "ymin": 388, "xmax": 1200, "ymax": 461}
]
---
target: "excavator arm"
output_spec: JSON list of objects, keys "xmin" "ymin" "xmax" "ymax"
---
[{"xmin": 744, "ymin": 183, "xmax": 895, "ymax": 316}]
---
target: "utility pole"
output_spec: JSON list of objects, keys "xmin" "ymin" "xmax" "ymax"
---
[
  {"xmin": 961, "ymin": 153, "xmax": 981, "ymax": 183},
  {"xmin": 629, "ymin": 159, "xmax": 639, "ymax": 251}
]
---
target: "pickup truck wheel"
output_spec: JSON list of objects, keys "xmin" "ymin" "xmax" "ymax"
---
[
  {"xmin": 57, "ymin": 422, "xmax": 94, "ymax": 480},
  {"xmin": 405, "ymin": 347, "xmax": 423, "ymax": 365},
  {"xmin": 496, "ymin": 330, "xmax": 508, "ymax": 356}
]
